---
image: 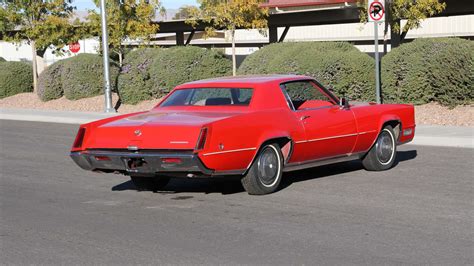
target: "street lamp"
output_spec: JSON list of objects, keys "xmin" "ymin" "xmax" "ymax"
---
[{"xmin": 100, "ymin": 0, "xmax": 115, "ymax": 113}]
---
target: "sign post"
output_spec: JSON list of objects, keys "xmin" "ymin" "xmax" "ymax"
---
[{"xmin": 368, "ymin": 0, "xmax": 385, "ymax": 104}]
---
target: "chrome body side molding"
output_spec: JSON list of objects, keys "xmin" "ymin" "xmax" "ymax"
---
[{"xmin": 283, "ymin": 153, "xmax": 364, "ymax": 172}]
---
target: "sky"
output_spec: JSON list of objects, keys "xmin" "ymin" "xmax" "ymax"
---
[{"xmin": 73, "ymin": 0, "xmax": 198, "ymax": 10}]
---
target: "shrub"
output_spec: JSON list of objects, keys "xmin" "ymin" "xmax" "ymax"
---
[
  {"xmin": 0, "ymin": 57, "xmax": 6, "ymax": 62},
  {"xmin": 62, "ymin": 54, "xmax": 119, "ymax": 100},
  {"xmin": 37, "ymin": 60, "xmax": 67, "ymax": 101},
  {"xmin": 382, "ymin": 38, "xmax": 473, "ymax": 107},
  {"xmin": 0, "ymin": 61, "xmax": 33, "ymax": 99},
  {"xmin": 117, "ymin": 48, "xmax": 163, "ymax": 105},
  {"xmin": 238, "ymin": 42, "xmax": 376, "ymax": 101},
  {"xmin": 118, "ymin": 46, "xmax": 232, "ymax": 104},
  {"xmin": 150, "ymin": 46, "xmax": 232, "ymax": 95}
]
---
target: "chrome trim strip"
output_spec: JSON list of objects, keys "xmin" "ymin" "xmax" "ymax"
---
[
  {"xmin": 202, "ymin": 147, "xmax": 257, "ymax": 156},
  {"xmin": 305, "ymin": 133, "xmax": 358, "ymax": 143},
  {"xmin": 358, "ymin": 130, "xmax": 377, "ymax": 135},
  {"xmin": 295, "ymin": 130, "xmax": 377, "ymax": 144},
  {"xmin": 283, "ymin": 153, "xmax": 364, "ymax": 172},
  {"xmin": 170, "ymin": 141, "xmax": 189, "ymax": 144}
]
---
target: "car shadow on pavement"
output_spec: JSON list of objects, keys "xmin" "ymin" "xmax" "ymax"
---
[
  {"xmin": 112, "ymin": 150, "xmax": 417, "ymax": 195},
  {"xmin": 112, "ymin": 178, "xmax": 245, "ymax": 195},
  {"xmin": 279, "ymin": 149, "xmax": 417, "ymax": 191}
]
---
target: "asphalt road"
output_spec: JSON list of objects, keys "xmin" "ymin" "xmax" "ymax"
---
[{"xmin": 1, "ymin": 120, "xmax": 473, "ymax": 265}]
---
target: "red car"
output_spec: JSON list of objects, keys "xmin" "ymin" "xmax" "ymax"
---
[{"xmin": 71, "ymin": 75, "xmax": 415, "ymax": 195}]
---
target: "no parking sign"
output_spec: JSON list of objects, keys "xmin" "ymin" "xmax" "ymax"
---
[{"xmin": 368, "ymin": 0, "xmax": 385, "ymax": 22}]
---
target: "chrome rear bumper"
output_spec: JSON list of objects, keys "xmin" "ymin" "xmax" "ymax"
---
[{"xmin": 70, "ymin": 150, "xmax": 213, "ymax": 176}]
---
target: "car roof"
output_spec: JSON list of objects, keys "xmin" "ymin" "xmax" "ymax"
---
[{"xmin": 176, "ymin": 74, "xmax": 313, "ymax": 88}]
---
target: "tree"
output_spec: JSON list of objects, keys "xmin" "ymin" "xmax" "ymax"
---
[
  {"xmin": 158, "ymin": 6, "xmax": 167, "ymax": 20},
  {"xmin": 1, "ymin": 0, "xmax": 85, "ymax": 92},
  {"xmin": 190, "ymin": 0, "xmax": 268, "ymax": 76},
  {"xmin": 359, "ymin": 0, "xmax": 446, "ymax": 48},
  {"xmin": 87, "ymin": 0, "xmax": 160, "ymax": 66},
  {"xmin": 173, "ymin": 5, "xmax": 199, "ymax": 20}
]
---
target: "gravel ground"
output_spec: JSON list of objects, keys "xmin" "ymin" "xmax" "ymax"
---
[{"xmin": 1, "ymin": 93, "xmax": 473, "ymax": 126}]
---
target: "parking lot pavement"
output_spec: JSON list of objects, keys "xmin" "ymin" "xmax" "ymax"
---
[{"xmin": 1, "ymin": 120, "xmax": 473, "ymax": 265}]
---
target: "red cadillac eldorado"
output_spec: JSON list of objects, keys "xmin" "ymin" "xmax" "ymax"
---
[{"xmin": 70, "ymin": 75, "xmax": 415, "ymax": 195}]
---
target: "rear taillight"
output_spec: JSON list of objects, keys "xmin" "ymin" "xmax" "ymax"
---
[
  {"xmin": 73, "ymin": 128, "xmax": 86, "ymax": 149},
  {"xmin": 195, "ymin": 127, "xmax": 208, "ymax": 151},
  {"xmin": 161, "ymin": 158, "xmax": 183, "ymax": 164},
  {"xmin": 94, "ymin": 156, "xmax": 110, "ymax": 161}
]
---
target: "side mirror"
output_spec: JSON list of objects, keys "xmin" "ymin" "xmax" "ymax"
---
[{"xmin": 339, "ymin": 97, "xmax": 350, "ymax": 109}]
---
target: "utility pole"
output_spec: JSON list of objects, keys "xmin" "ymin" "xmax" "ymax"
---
[{"xmin": 100, "ymin": 0, "xmax": 115, "ymax": 113}]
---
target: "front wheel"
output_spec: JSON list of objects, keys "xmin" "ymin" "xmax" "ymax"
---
[
  {"xmin": 362, "ymin": 125, "xmax": 397, "ymax": 171},
  {"xmin": 241, "ymin": 144, "xmax": 284, "ymax": 195},
  {"xmin": 130, "ymin": 175, "xmax": 170, "ymax": 192}
]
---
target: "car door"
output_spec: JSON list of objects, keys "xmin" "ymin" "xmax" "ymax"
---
[{"xmin": 281, "ymin": 80, "xmax": 357, "ymax": 162}]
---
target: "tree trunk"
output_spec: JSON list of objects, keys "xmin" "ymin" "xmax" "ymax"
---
[
  {"xmin": 231, "ymin": 29, "xmax": 236, "ymax": 76},
  {"xmin": 390, "ymin": 19, "xmax": 401, "ymax": 49},
  {"xmin": 400, "ymin": 30, "xmax": 408, "ymax": 44},
  {"xmin": 118, "ymin": 52, "xmax": 123, "ymax": 67},
  {"xmin": 36, "ymin": 48, "xmax": 47, "ymax": 76},
  {"xmin": 383, "ymin": 0, "xmax": 391, "ymax": 54},
  {"xmin": 31, "ymin": 40, "xmax": 38, "ymax": 92}
]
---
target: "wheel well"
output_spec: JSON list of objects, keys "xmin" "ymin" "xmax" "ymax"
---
[
  {"xmin": 260, "ymin": 137, "xmax": 291, "ymax": 149},
  {"xmin": 245, "ymin": 137, "xmax": 292, "ymax": 174},
  {"xmin": 382, "ymin": 120, "xmax": 401, "ymax": 141}
]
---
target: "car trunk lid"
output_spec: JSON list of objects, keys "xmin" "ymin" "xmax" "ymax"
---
[{"xmin": 84, "ymin": 110, "xmax": 241, "ymax": 150}]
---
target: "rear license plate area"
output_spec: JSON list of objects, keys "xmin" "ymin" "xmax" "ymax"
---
[{"xmin": 122, "ymin": 157, "xmax": 152, "ymax": 173}]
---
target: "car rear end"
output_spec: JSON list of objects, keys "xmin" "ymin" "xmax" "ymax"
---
[{"xmin": 70, "ymin": 86, "xmax": 257, "ymax": 178}]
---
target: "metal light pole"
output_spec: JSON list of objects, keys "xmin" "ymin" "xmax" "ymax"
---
[{"xmin": 100, "ymin": 0, "xmax": 115, "ymax": 113}]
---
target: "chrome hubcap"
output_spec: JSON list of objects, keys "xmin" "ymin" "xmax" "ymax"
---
[
  {"xmin": 376, "ymin": 130, "xmax": 394, "ymax": 164},
  {"xmin": 257, "ymin": 147, "xmax": 279, "ymax": 187}
]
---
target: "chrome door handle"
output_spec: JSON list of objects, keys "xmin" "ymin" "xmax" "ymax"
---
[{"xmin": 300, "ymin": 115, "xmax": 311, "ymax": 121}]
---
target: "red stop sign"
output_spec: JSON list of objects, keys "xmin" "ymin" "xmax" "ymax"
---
[{"xmin": 69, "ymin": 42, "xmax": 80, "ymax": 53}]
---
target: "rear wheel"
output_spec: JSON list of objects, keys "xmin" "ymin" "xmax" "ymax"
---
[
  {"xmin": 362, "ymin": 125, "xmax": 397, "ymax": 171},
  {"xmin": 241, "ymin": 144, "xmax": 283, "ymax": 195},
  {"xmin": 130, "ymin": 175, "xmax": 170, "ymax": 192}
]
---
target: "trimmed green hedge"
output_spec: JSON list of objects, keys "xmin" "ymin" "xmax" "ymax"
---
[
  {"xmin": 38, "ymin": 60, "xmax": 67, "ymax": 101},
  {"xmin": 0, "ymin": 57, "xmax": 6, "ymax": 62},
  {"xmin": 238, "ymin": 42, "xmax": 376, "ymax": 101},
  {"xmin": 0, "ymin": 61, "xmax": 33, "ymax": 99},
  {"xmin": 382, "ymin": 38, "xmax": 473, "ymax": 107},
  {"xmin": 38, "ymin": 54, "xmax": 119, "ymax": 101},
  {"xmin": 117, "ymin": 48, "xmax": 163, "ymax": 105},
  {"xmin": 62, "ymin": 54, "xmax": 119, "ymax": 100},
  {"xmin": 118, "ymin": 46, "xmax": 232, "ymax": 104}
]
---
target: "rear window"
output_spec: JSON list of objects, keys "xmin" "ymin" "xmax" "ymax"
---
[{"xmin": 160, "ymin": 88, "xmax": 253, "ymax": 107}]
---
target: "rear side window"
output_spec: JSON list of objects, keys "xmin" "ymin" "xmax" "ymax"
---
[{"xmin": 160, "ymin": 88, "xmax": 253, "ymax": 107}]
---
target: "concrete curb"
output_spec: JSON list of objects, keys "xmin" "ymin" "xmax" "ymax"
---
[
  {"xmin": 409, "ymin": 136, "xmax": 473, "ymax": 149},
  {"xmin": 1, "ymin": 108, "xmax": 473, "ymax": 149},
  {"xmin": 408, "ymin": 125, "xmax": 474, "ymax": 149}
]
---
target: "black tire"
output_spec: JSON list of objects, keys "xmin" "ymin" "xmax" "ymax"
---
[
  {"xmin": 362, "ymin": 125, "xmax": 397, "ymax": 171},
  {"xmin": 130, "ymin": 175, "xmax": 170, "ymax": 192},
  {"xmin": 241, "ymin": 143, "xmax": 284, "ymax": 195}
]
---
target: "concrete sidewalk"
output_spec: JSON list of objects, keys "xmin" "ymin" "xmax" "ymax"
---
[
  {"xmin": 0, "ymin": 108, "xmax": 119, "ymax": 125},
  {"xmin": 1, "ymin": 108, "xmax": 473, "ymax": 149}
]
